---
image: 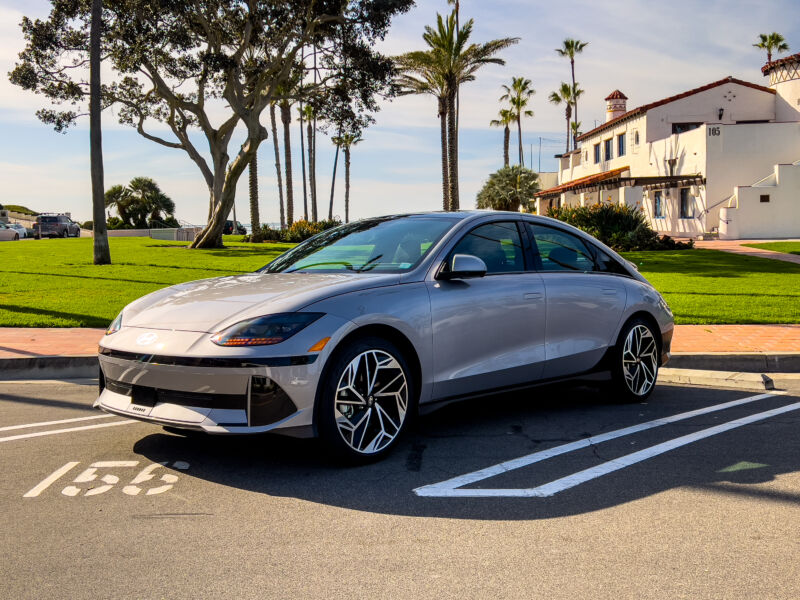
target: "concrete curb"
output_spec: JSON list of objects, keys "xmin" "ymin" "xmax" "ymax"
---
[
  {"xmin": 0, "ymin": 355, "xmax": 97, "ymax": 381},
  {"xmin": 669, "ymin": 352, "xmax": 800, "ymax": 373},
  {"xmin": 659, "ymin": 368, "xmax": 800, "ymax": 391}
]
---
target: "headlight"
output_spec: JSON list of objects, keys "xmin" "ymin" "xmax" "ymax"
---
[
  {"xmin": 106, "ymin": 312, "xmax": 123, "ymax": 335},
  {"xmin": 210, "ymin": 313, "xmax": 324, "ymax": 347}
]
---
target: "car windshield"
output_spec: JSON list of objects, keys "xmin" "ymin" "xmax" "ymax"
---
[
  {"xmin": 39, "ymin": 216, "xmax": 57, "ymax": 223},
  {"xmin": 262, "ymin": 216, "xmax": 456, "ymax": 274}
]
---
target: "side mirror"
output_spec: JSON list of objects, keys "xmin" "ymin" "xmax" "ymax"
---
[{"xmin": 438, "ymin": 254, "xmax": 487, "ymax": 280}]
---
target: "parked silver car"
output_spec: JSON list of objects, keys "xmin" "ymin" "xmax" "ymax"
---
[
  {"xmin": 0, "ymin": 223, "xmax": 20, "ymax": 241},
  {"xmin": 96, "ymin": 212, "xmax": 673, "ymax": 460},
  {"xmin": 8, "ymin": 223, "xmax": 27, "ymax": 239}
]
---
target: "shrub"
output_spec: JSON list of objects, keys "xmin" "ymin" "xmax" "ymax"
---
[
  {"xmin": 81, "ymin": 221, "xmax": 93, "ymax": 230},
  {"xmin": 245, "ymin": 219, "xmax": 342, "ymax": 243},
  {"xmin": 546, "ymin": 204, "xmax": 693, "ymax": 251},
  {"xmin": 476, "ymin": 166, "xmax": 539, "ymax": 212}
]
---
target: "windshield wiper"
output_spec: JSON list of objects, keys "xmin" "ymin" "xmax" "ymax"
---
[
  {"xmin": 285, "ymin": 261, "xmax": 354, "ymax": 273},
  {"xmin": 356, "ymin": 254, "xmax": 384, "ymax": 272}
]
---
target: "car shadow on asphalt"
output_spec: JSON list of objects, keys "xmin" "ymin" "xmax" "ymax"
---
[{"xmin": 133, "ymin": 384, "xmax": 800, "ymax": 520}]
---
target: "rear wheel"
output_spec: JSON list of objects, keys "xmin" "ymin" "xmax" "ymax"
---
[
  {"xmin": 610, "ymin": 317, "xmax": 660, "ymax": 402},
  {"xmin": 318, "ymin": 337, "xmax": 415, "ymax": 462},
  {"xmin": 61, "ymin": 229, "xmax": 68, "ymax": 238}
]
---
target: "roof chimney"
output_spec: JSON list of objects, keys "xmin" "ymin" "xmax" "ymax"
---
[{"xmin": 605, "ymin": 90, "xmax": 628, "ymax": 122}]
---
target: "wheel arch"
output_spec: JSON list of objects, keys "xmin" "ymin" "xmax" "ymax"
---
[
  {"xmin": 312, "ymin": 323, "xmax": 423, "ymax": 434},
  {"xmin": 618, "ymin": 310, "xmax": 663, "ymax": 352}
]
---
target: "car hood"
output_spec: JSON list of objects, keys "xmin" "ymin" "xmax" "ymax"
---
[{"xmin": 124, "ymin": 272, "xmax": 400, "ymax": 333}]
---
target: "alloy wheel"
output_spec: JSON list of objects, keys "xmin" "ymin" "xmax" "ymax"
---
[
  {"xmin": 622, "ymin": 324, "xmax": 658, "ymax": 396},
  {"xmin": 334, "ymin": 349, "xmax": 409, "ymax": 454}
]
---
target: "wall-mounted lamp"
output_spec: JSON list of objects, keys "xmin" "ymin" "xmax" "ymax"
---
[{"xmin": 718, "ymin": 108, "xmax": 724, "ymax": 120}]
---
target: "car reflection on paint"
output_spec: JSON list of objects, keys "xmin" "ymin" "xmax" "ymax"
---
[{"xmin": 96, "ymin": 212, "xmax": 674, "ymax": 461}]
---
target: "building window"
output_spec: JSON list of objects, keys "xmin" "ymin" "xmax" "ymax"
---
[
  {"xmin": 617, "ymin": 133, "xmax": 626, "ymax": 157},
  {"xmin": 604, "ymin": 138, "xmax": 613, "ymax": 161},
  {"xmin": 760, "ymin": 194, "xmax": 770, "ymax": 203},
  {"xmin": 679, "ymin": 188, "xmax": 693, "ymax": 218},
  {"xmin": 672, "ymin": 122, "xmax": 702, "ymax": 135},
  {"xmin": 593, "ymin": 144, "xmax": 600, "ymax": 164},
  {"xmin": 634, "ymin": 130, "xmax": 640, "ymax": 145},
  {"xmin": 654, "ymin": 191, "xmax": 663, "ymax": 217}
]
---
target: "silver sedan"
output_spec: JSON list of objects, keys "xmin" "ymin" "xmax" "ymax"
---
[
  {"xmin": 0, "ymin": 223, "xmax": 20, "ymax": 241},
  {"xmin": 96, "ymin": 212, "xmax": 673, "ymax": 461}
]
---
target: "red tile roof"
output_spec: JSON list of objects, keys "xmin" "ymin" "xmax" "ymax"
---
[
  {"xmin": 605, "ymin": 90, "xmax": 628, "ymax": 100},
  {"xmin": 577, "ymin": 77, "xmax": 776, "ymax": 143},
  {"xmin": 762, "ymin": 52, "xmax": 800, "ymax": 75},
  {"xmin": 535, "ymin": 166, "xmax": 630, "ymax": 197}
]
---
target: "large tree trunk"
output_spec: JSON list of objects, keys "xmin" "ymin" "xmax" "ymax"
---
[
  {"xmin": 438, "ymin": 96, "xmax": 450, "ymax": 211},
  {"xmin": 565, "ymin": 105, "xmax": 571, "ymax": 154},
  {"xmin": 571, "ymin": 58, "xmax": 578, "ymax": 150},
  {"xmin": 517, "ymin": 115, "xmax": 524, "ymax": 167},
  {"xmin": 270, "ymin": 104, "xmax": 285, "ymax": 230},
  {"xmin": 90, "ymin": 0, "xmax": 110, "ymax": 265},
  {"xmin": 308, "ymin": 119, "xmax": 317, "ymax": 221},
  {"xmin": 280, "ymin": 101, "xmax": 294, "ymax": 226},
  {"xmin": 299, "ymin": 104, "xmax": 309, "ymax": 221},
  {"xmin": 329, "ymin": 142, "xmax": 339, "ymax": 220},
  {"xmin": 503, "ymin": 125, "xmax": 510, "ymax": 167},
  {"xmin": 344, "ymin": 145, "xmax": 351, "ymax": 223},
  {"xmin": 248, "ymin": 151, "xmax": 263, "ymax": 242},
  {"xmin": 446, "ymin": 89, "xmax": 459, "ymax": 210}
]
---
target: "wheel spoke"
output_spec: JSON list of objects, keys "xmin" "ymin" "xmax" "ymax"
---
[{"xmin": 622, "ymin": 324, "xmax": 658, "ymax": 397}]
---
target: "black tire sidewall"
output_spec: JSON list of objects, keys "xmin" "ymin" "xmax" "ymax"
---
[
  {"xmin": 610, "ymin": 317, "xmax": 660, "ymax": 402},
  {"xmin": 317, "ymin": 336, "xmax": 417, "ymax": 462}
]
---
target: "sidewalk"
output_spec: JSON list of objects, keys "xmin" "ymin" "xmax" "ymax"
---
[
  {"xmin": 1, "ymin": 324, "xmax": 798, "ymax": 359},
  {"xmin": 694, "ymin": 239, "xmax": 800, "ymax": 265}
]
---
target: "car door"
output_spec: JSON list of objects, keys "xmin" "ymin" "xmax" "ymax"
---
[
  {"xmin": 525, "ymin": 222, "xmax": 627, "ymax": 378},
  {"xmin": 426, "ymin": 220, "xmax": 547, "ymax": 400}
]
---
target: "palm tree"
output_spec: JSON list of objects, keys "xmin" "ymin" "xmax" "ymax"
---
[
  {"xmin": 571, "ymin": 121, "xmax": 581, "ymax": 146},
  {"xmin": 490, "ymin": 108, "xmax": 515, "ymax": 167},
  {"xmin": 334, "ymin": 133, "xmax": 362, "ymax": 223},
  {"xmin": 127, "ymin": 177, "xmax": 175, "ymax": 226},
  {"xmin": 556, "ymin": 38, "xmax": 588, "ymax": 146},
  {"xmin": 302, "ymin": 104, "xmax": 318, "ymax": 221},
  {"xmin": 753, "ymin": 32, "xmax": 789, "ymax": 64},
  {"xmin": 297, "ymin": 105, "xmax": 309, "ymax": 221},
  {"xmin": 269, "ymin": 103, "xmax": 286, "ymax": 229},
  {"xmin": 279, "ymin": 99, "xmax": 294, "ymax": 226},
  {"xmin": 104, "ymin": 184, "xmax": 133, "ymax": 227},
  {"xmin": 500, "ymin": 77, "xmax": 535, "ymax": 167},
  {"xmin": 549, "ymin": 83, "xmax": 582, "ymax": 154},
  {"xmin": 421, "ymin": 13, "xmax": 517, "ymax": 210},
  {"xmin": 396, "ymin": 54, "xmax": 450, "ymax": 210}
]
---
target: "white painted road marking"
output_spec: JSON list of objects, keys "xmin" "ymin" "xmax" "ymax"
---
[
  {"xmin": 23, "ymin": 462, "xmax": 80, "ymax": 498},
  {"xmin": 415, "ymin": 392, "xmax": 782, "ymax": 498},
  {"xmin": 0, "ymin": 419, "xmax": 135, "ymax": 443},
  {"xmin": 0, "ymin": 414, "xmax": 115, "ymax": 433}
]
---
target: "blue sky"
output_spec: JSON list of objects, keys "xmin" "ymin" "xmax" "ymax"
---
[{"xmin": 0, "ymin": 0, "xmax": 797, "ymax": 225}]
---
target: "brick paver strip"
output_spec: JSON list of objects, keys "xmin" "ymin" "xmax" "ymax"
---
[{"xmin": 0, "ymin": 324, "xmax": 798, "ymax": 360}]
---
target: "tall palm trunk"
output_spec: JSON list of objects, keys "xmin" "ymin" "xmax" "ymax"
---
[
  {"xmin": 329, "ymin": 142, "xmax": 339, "ymax": 220},
  {"xmin": 503, "ymin": 124, "xmax": 510, "ymax": 167},
  {"xmin": 344, "ymin": 145, "xmax": 351, "ymax": 223},
  {"xmin": 570, "ymin": 58, "xmax": 578, "ymax": 149},
  {"xmin": 438, "ymin": 96, "xmax": 450, "ymax": 211},
  {"xmin": 307, "ymin": 119, "xmax": 317, "ymax": 221},
  {"xmin": 269, "ymin": 104, "xmax": 285, "ymax": 229},
  {"xmin": 248, "ymin": 152, "xmax": 262, "ymax": 242},
  {"xmin": 516, "ymin": 115, "xmax": 524, "ymax": 167},
  {"xmin": 299, "ymin": 105, "xmax": 309, "ymax": 221},
  {"xmin": 564, "ymin": 105, "xmax": 572, "ymax": 154},
  {"xmin": 90, "ymin": 0, "xmax": 110, "ymax": 264},
  {"xmin": 446, "ymin": 86, "xmax": 459, "ymax": 210},
  {"xmin": 280, "ymin": 101, "xmax": 294, "ymax": 226}
]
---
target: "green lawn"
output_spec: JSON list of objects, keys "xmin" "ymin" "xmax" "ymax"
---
[
  {"xmin": 622, "ymin": 249, "xmax": 800, "ymax": 324},
  {"xmin": 1, "ymin": 239, "xmax": 798, "ymax": 327},
  {"xmin": 0, "ymin": 237, "xmax": 293, "ymax": 327},
  {"xmin": 742, "ymin": 241, "xmax": 800, "ymax": 256}
]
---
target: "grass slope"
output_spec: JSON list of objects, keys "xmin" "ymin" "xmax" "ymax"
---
[
  {"xmin": 623, "ymin": 249, "xmax": 800, "ymax": 324},
  {"xmin": 742, "ymin": 242, "xmax": 800, "ymax": 256},
  {"xmin": 1, "ymin": 239, "xmax": 798, "ymax": 327},
  {"xmin": 0, "ymin": 237, "xmax": 292, "ymax": 327}
]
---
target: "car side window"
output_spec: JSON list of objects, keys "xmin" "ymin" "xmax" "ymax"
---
[
  {"xmin": 449, "ymin": 222, "xmax": 525, "ymax": 274},
  {"xmin": 593, "ymin": 247, "xmax": 631, "ymax": 276},
  {"xmin": 527, "ymin": 223, "xmax": 595, "ymax": 273}
]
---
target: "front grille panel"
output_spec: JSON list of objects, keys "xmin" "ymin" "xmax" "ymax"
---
[{"xmin": 106, "ymin": 379, "xmax": 247, "ymax": 411}]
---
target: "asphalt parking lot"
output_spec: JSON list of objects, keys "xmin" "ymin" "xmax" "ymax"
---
[{"xmin": 2, "ymin": 379, "xmax": 799, "ymax": 599}]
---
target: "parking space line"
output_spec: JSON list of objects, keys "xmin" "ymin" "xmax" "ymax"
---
[
  {"xmin": 0, "ymin": 415, "xmax": 114, "ymax": 433},
  {"xmin": 0, "ymin": 419, "xmax": 136, "ymax": 443},
  {"xmin": 415, "ymin": 392, "xmax": 779, "ymax": 497}
]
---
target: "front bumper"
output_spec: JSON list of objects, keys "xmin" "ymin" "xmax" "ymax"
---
[
  {"xmin": 660, "ymin": 325, "xmax": 673, "ymax": 366},
  {"xmin": 95, "ymin": 350, "xmax": 322, "ymax": 436}
]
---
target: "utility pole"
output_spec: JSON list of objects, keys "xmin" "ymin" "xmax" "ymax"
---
[{"xmin": 538, "ymin": 136, "xmax": 542, "ymax": 173}]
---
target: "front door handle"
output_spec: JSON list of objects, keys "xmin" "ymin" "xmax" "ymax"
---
[{"xmin": 524, "ymin": 292, "xmax": 543, "ymax": 300}]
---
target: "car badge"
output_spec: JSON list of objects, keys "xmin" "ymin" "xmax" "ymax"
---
[{"xmin": 136, "ymin": 332, "xmax": 158, "ymax": 346}]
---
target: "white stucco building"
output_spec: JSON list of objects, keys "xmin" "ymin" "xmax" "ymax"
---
[{"xmin": 534, "ymin": 53, "xmax": 800, "ymax": 239}]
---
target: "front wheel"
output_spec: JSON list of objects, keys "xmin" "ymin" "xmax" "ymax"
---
[
  {"xmin": 318, "ymin": 337, "xmax": 416, "ymax": 462},
  {"xmin": 610, "ymin": 318, "xmax": 660, "ymax": 402}
]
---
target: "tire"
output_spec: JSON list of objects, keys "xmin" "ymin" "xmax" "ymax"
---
[
  {"xmin": 609, "ymin": 317, "xmax": 660, "ymax": 402},
  {"xmin": 318, "ymin": 336, "xmax": 416, "ymax": 463},
  {"xmin": 61, "ymin": 229, "xmax": 69, "ymax": 238},
  {"xmin": 13, "ymin": 234, "xmax": 19, "ymax": 241}
]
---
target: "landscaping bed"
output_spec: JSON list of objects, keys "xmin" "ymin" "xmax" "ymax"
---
[{"xmin": 1, "ymin": 239, "xmax": 799, "ymax": 327}]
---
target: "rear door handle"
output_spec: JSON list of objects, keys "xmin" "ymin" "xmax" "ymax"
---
[{"xmin": 524, "ymin": 292, "xmax": 543, "ymax": 300}]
